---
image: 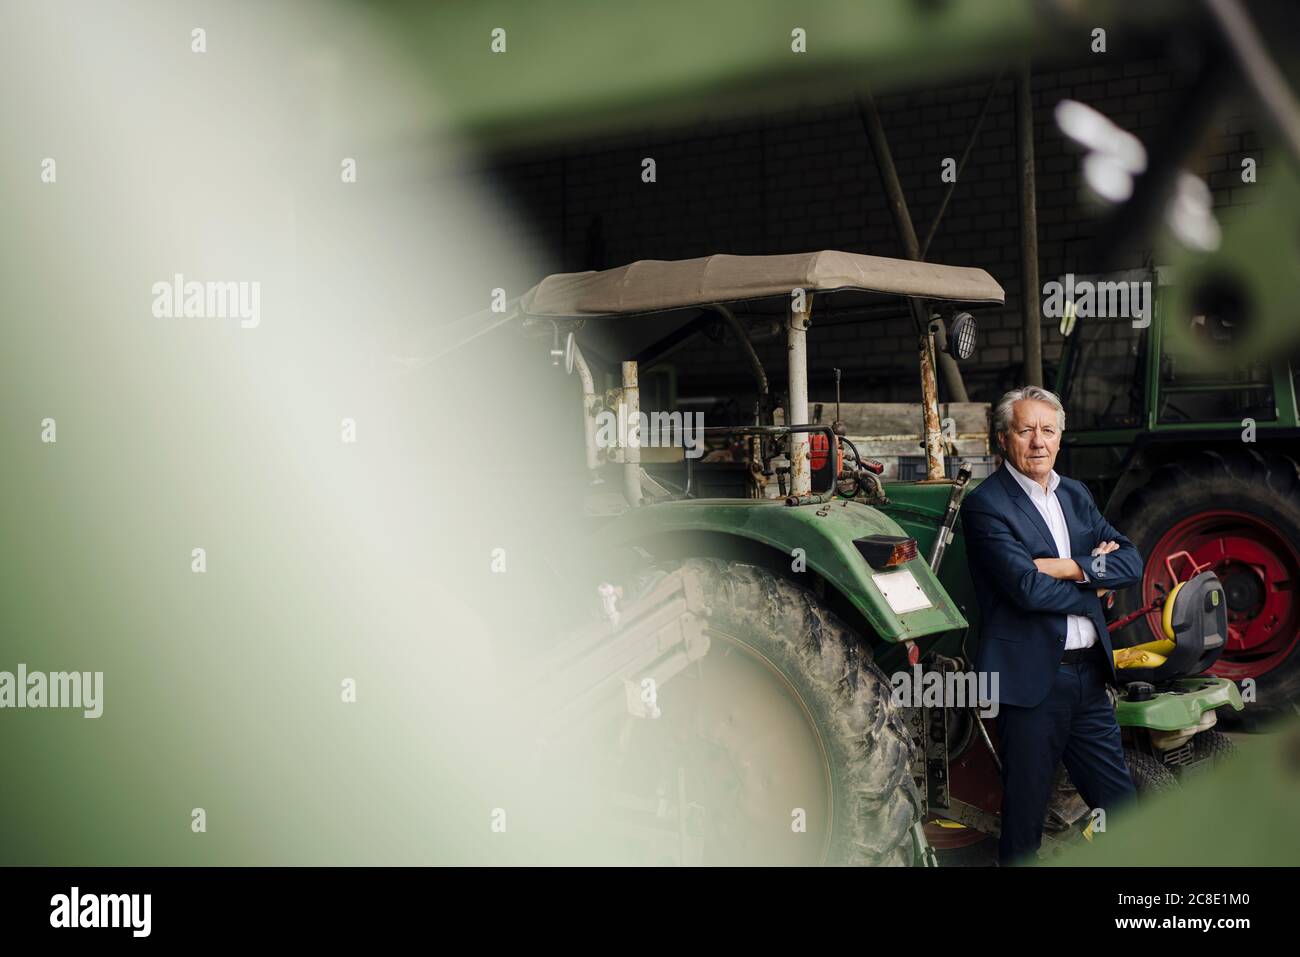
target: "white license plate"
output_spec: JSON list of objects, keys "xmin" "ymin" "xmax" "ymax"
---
[{"xmin": 871, "ymin": 568, "xmax": 932, "ymax": 615}]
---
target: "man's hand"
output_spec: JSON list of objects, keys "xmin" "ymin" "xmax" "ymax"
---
[
  {"xmin": 1090, "ymin": 541, "xmax": 1120, "ymax": 597},
  {"xmin": 1035, "ymin": 540, "xmax": 1122, "ymax": 585}
]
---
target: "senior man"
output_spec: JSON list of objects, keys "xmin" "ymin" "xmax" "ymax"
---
[{"xmin": 963, "ymin": 385, "xmax": 1143, "ymax": 865}]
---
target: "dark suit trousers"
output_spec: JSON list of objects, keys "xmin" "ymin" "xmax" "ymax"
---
[{"xmin": 995, "ymin": 651, "xmax": 1137, "ymax": 865}]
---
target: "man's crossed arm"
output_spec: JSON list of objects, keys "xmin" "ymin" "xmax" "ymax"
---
[
  {"xmin": 962, "ymin": 491, "xmax": 1142, "ymax": 615},
  {"xmin": 1035, "ymin": 543, "xmax": 1117, "ymax": 595},
  {"xmin": 1064, "ymin": 486, "xmax": 1143, "ymax": 592}
]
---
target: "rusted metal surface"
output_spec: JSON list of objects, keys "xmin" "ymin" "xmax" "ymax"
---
[
  {"xmin": 787, "ymin": 299, "xmax": 812, "ymax": 496},
  {"xmin": 783, "ymin": 491, "xmax": 834, "ymax": 507},
  {"xmin": 926, "ymin": 700, "xmax": 951, "ymax": 813},
  {"xmin": 919, "ymin": 332, "xmax": 946, "ymax": 480},
  {"xmin": 621, "ymin": 360, "xmax": 642, "ymax": 506}
]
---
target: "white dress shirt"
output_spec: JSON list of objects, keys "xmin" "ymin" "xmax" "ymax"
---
[{"xmin": 1004, "ymin": 464, "xmax": 1098, "ymax": 650}]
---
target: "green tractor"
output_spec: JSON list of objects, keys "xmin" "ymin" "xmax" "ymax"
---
[
  {"xmin": 510, "ymin": 250, "xmax": 1241, "ymax": 866},
  {"xmin": 1053, "ymin": 267, "xmax": 1300, "ymax": 723}
]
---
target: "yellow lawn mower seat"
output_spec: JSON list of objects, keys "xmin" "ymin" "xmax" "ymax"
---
[{"xmin": 1112, "ymin": 571, "xmax": 1228, "ymax": 683}]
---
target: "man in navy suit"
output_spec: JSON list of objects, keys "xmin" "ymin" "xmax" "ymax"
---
[{"xmin": 962, "ymin": 386, "xmax": 1142, "ymax": 865}]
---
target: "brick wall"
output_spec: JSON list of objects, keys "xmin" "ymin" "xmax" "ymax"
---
[{"xmin": 488, "ymin": 53, "xmax": 1267, "ymax": 407}]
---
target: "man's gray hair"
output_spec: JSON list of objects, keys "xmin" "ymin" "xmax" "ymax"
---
[{"xmin": 993, "ymin": 386, "xmax": 1066, "ymax": 434}]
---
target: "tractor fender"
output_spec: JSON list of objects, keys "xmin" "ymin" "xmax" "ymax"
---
[{"xmin": 592, "ymin": 497, "xmax": 967, "ymax": 643}]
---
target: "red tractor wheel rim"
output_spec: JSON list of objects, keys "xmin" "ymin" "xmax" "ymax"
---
[{"xmin": 1142, "ymin": 510, "xmax": 1300, "ymax": 680}]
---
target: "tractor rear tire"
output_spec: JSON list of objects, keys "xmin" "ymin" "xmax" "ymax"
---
[
  {"xmin": 614, "ymin": 558, "xmax": 925, "ymax": 866},
  {"xmin": 1115, "ymin": 449, "xmax": 1300, "ymax": 722},
  {"xmin": 1124, "ymin": 748, "xmax": 1180, "ymax": 796}
]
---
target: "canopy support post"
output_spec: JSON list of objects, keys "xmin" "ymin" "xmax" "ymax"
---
[
  {"xmin": 621, "ymin": 360, "xmax": 642, "ymax": 507},
  {"xmin": 787, "ymin": 299, "xmax": 811, "ymax": 496}
]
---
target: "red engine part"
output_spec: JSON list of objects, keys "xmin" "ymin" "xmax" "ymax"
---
[{"xmin": 808, "ymin": 433, "xmax": 840, "ymax": 475}]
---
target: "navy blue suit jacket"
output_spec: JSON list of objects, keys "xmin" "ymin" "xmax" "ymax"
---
[{"xmin": 963, "ymin": 465, "xmax": 1143, "ymax": 708}]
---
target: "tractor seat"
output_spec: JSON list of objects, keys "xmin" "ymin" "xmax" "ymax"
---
[{"xmin": 1112, "ymin": 571, "xmax": 1228, "ymax": 684}]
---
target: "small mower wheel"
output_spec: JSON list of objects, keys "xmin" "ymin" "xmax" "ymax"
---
[
  {"xmin": 1191, "ymin": 730, "xmax": 1237, "ymax": 767},
  {"xmin": 1124, "ymin": 748, "xmax": 1180, "ymax": 796}
]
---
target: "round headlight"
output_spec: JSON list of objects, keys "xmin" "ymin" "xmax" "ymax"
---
[{"xmin": 948, "ymin": 312, "xmax": 977, "ymax": 361}]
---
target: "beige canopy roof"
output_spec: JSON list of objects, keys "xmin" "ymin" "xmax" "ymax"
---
[{"xmin": 520, "ymin": 250, "xmax": 1004, "ymax": 319}]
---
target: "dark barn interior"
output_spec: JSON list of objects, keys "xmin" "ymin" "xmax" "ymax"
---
[{"xmin": 481, "ymin": 43, "xmax": 1269, "ymax": 414}]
